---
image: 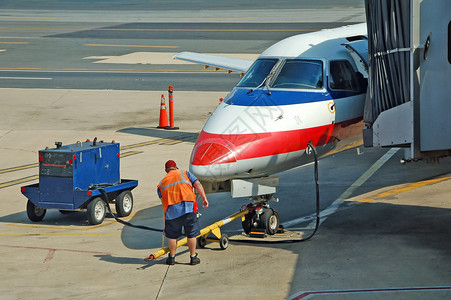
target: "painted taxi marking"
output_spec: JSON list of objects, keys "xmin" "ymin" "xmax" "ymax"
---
[
  {"xmin": 355, "ymin": 176, "xmax": 451, "ymax": 203},
  {"xmin": 6, "ymin": 212, "xmax": 136, "ymax": 231}
]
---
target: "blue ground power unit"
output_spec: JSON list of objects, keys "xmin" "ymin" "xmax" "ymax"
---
[{"xmin": 21, "ymin": 139, "xmax": 138, "ymax": 225}]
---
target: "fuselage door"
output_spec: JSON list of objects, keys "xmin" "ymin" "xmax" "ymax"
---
[{"xmin": 343, "ymin": 39, "xmax": 369, "ymax": 78}]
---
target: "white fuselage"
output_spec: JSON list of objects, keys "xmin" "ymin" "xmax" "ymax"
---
[{"xmin": 190, "ymin": 24, "xmax": 368, "ymax": 182}]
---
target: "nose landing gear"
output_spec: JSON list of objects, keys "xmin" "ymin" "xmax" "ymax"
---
[{"xmin": 241, "ymin": 195, "xmax": 280, "ymax": 236}]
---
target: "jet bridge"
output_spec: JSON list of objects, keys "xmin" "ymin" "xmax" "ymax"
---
[{"xmin": 363, "ymin": 0, "xmax": 451, "ymax": 161}]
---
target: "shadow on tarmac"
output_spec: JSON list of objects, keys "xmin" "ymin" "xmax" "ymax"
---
[
  {"xmin": 118, "ymin": 127, "xmax": 198, "ymax": 141},
  {"xmin": 288, "ymin": 200, "xmax": 451, "ymax": 297},
  {"xmin": 0, "ymin": 209, "xmax": 94, "ymax": 226}
]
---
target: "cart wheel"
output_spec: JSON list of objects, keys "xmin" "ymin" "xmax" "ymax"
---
[
  {"xmin": 26, "ymin": 200, "xmax": 46, "ymax": 222},
  {"xmin": 219, "ymin": 234, "xmax": 229, "ymax": 250},
  {"xmin": 87, "ymin": 197, "xmax": 106, "ymax": 225},
  {"xmin": 197, "ymin": 235, "xmax": 207, "ymax": 248},
  {"xmin": 115, "ymin": 190, "xmax": 133, "ymax": 217}
]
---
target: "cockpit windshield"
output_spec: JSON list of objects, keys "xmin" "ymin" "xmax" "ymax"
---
[
  {"xmin": 237, "ymin": 58, "xmax": 278, "ymax": 87},
  {"xmin": 271, "ymin": 59, "xmax": 323, "ymax": 89}
]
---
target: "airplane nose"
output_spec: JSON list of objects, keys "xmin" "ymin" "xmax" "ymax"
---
[
  {"xmin": 190, "ymin": 139, "xmax": 237, "ymax": 166},
  {"xmin": 189, "ymin": 133, "xmax": 238, "ymax": 181}
]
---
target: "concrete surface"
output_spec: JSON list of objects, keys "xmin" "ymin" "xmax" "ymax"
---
[{"xmin": 0, "ymin": 88, "xmax": 450, "ymax": 300}]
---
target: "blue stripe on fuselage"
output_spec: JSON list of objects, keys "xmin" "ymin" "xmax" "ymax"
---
[{"xmin": 223, "ymin": 87, "xmax": 364, "ymax": 106}]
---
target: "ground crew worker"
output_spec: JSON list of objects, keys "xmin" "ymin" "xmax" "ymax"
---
[{"xmin": 156, "ymin": 160, "xmax": 208, "ymax": 265}]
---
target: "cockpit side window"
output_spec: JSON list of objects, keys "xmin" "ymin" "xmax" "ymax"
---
[
  {"xmin": 329, "ymin": 60, "xmax": 360, "ymax": 91},
  {"xmin": 237, "ymin": 58, "xmax": 278, "ymax": 87},
  {"xmin": 271, "ymin": 59, "xmax": 323, "ymax": 89}
]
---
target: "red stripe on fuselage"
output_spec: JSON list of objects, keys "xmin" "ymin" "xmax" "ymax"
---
[{"xmin": 191, "ymin": 117, "xmax": 363, "ymax": 165}]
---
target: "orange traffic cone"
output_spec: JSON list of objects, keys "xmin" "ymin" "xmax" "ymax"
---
[
  {"xmin": 165, "ymin": 85, "xmax": 179, "ymax": 130},
  {"xmin": 157, "ymin": 94, "xmax": 169, "ymax": 128}
]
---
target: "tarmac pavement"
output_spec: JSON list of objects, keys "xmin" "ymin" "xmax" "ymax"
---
[{"xmin": 0, "ymin": 88, "xmax": 450, "ymax": 299}]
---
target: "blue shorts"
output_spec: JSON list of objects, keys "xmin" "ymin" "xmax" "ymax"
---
[{"xmin": 165, "ymin": 212, "xmax": 200, "ymax": 239}]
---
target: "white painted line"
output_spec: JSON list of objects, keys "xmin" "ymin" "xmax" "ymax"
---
[
  {"xmin": 326, "ymin": 147, "xmax": 400, "ymax": 212},
  {"xmin": 0, "ymin": 69, "xmax": 241, "ymax": 75},
  {"xmin": 0, "ymin": 76, "xmax": 52, "ymax": 80},
  {"xmin": 282, "ymin": 148, "xmax": 400, "ymax": 228}
]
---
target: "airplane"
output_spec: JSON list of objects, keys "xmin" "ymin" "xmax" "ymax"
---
[{"xmin": 174, "ymin": 23, "xmax": 369, "ymax": 235}]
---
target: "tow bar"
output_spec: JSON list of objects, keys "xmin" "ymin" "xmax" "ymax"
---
[{"xmin": 144, "ymin": 207, "xmax": 250, "ymax": 261}]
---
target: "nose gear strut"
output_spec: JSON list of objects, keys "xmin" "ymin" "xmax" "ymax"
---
[{"xmin": 239, "ymin": 141, "xmax": 320, "ymax": 241}]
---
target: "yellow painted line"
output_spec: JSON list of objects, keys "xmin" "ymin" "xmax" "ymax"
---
[
  {"xmin": 120, "ymin": 140, "xmax": 162, "ymax": 150},
  {"xmin": 356, "ymin": 197, "xmax": 376, "ymax": 203},
  {"xmin": 161, "ymin": 140, "xmax": 184, "ymax": 145},
  {"xmin": 0, "ymin": 163, "xmax": 38, "ymax": 174},
  {"xmin": 7, "ymin": 213, "xmax": 136, "ymax": 231},
  {"xmin": 0, "ymin": 244, "xmax": 111, "ymax": 256},
  {"xmin": 0, "ymin": 137, "xmax": 187, "ymax": 188},
  {"xmin": 161, "ymin": 136, "xmax": 197, "ymax": 145},
  {"xmin": 120, "ymin": 138, "xmax": 172, "ymax": 150},
  {"xmin": 356, "ymin": 176, "xmax": 451, "ymax": 203},
  {"xmin": 0, "ymin": 67, "xmax": 216, "ymax": 72},
  {"xmin": 152, "ymin": 138, "xmax": 173, "ymax": 144},
  {"xmin": 7, "ymin": 220, "xmax": 116, "ymax": 230},
  {"xmin": 0, "ymin": 67, "xmax": 134, "ymax": 71},
  {"xmin": 325, "ymin": 140, "xmax": 364, "ymax": 156},
  {"xmin": 0, "ymin": 175, "xmax": 38, "ymax": 189},
  {"xmin": 0, "ymin": 42, "xmax": 29, "ymax": 44},
  {"xmin": 0, "ymin": 67, "xmax": 43, "ymax": 70},
  {"xmin": 120, "ymin": 150, "xmax": 142, "ymax": 158},
  {"xmin": 0, "ymin": 27, "xmax": 92, "ymax": 31},
  {"xmin": 85, "ymin": 43, "xmax": 179, "ymax": 48},
  {"xmin": 0, "ymin": 233, "xmax": 118, "ymax": 236},
  {"xmin": 377, "ymin": 176, "xmax": 451, "ymax": 197},
  {"xmin": 0, "ymin": 152, "xmax": 138, "ymax": 176}
]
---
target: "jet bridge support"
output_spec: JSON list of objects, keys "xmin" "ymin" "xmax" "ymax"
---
[{"xmin": 363, "ymin": 0, "xmax": 451, "ymax": 161}]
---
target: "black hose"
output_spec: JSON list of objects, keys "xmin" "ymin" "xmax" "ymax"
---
[
  {"xmin": 96, "ymin": 141, "xmax": 321, "ymax": 240},
  {"xmin": 296, "ymin": 141, "xmax": 320, "ymax": 242},
  {"xmin": 98, "ymin": 189, "xmax": 164, "ymax": 232},
  {"xmin": 233, "ymin": 141, "xmax": 321, "ymax": 244}
]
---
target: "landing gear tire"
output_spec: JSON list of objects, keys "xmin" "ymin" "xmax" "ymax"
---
[
  {"xmin": 242, "ymin": 210, "xmax": 256, "ymax": 235},
  {"xmin": 197, "ymin": 235, "xmax": 207, "ymax": 248},
  {"xmin": 87, "ymin": 197, "xmax": 106, "ymax": 225},
  {"xmin": 260, "ymin": 208, "xmax": 280, "ymax": 235},
  {"xmin": 242, "ymin": 207, "xmax": 280, "ymax": 236},
  {"xmin": 115, "ymin": 190, "xmax": 133, "ymax": 217},
  {"xmin": 219, "ymin": 234, "xmax": 229, "ymax": 250},
  {"xmin": 26, "ymin": 200, "xmax": 46, "ymax": 222}
]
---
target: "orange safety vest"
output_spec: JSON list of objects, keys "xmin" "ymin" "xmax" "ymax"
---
[{"xmin": 157, "ymin": 170, "xmax": 196, "ymax": 212}]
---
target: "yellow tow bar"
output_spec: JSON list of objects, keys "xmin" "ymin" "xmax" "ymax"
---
[{"xmin": 145, "ymin": 207, "xmax": 250, "ymax": 261}]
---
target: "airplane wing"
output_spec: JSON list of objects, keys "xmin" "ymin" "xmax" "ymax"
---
[{"xmin": 173, "ymin": 51, "xmax": 254, "ymax": 73}]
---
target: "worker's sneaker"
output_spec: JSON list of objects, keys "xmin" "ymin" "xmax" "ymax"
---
[
  {"xmin": 190, "ymin": 253, "xmax": 200, "ymax": 265},
  {"xmin": 166, "ymin": 255, "xmax": 175, "ymax": 265}
]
